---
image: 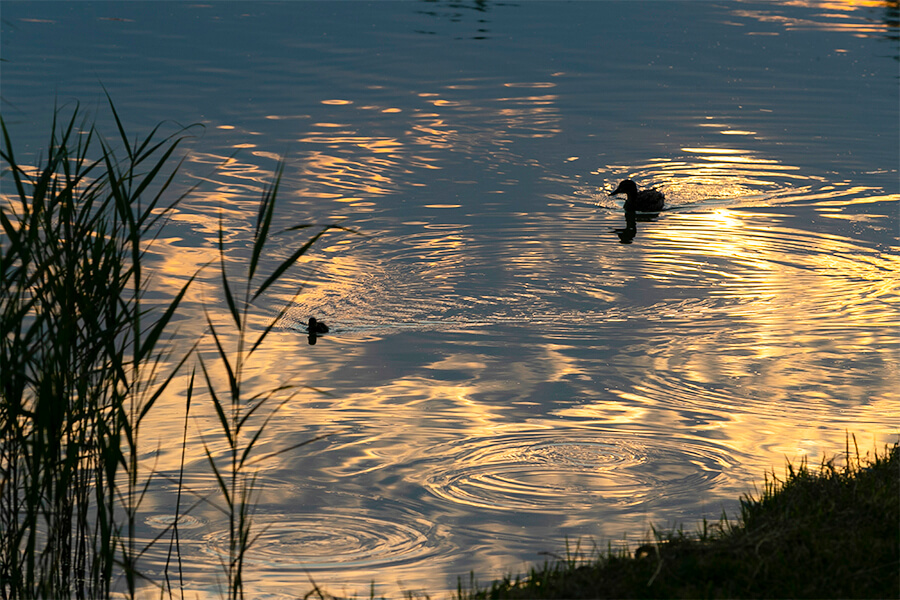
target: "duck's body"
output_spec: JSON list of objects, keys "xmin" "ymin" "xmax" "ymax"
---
[
  {"xmin": 609, "ymin": 179, "xmax": 665, "ymax": 212},
  {"xmin": 307, "ymin": 317, "xmax": 329, "ymax": 334}
]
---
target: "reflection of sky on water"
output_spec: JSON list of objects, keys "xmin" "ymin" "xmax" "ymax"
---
[{"xmin": 2, "ymin": 0, "xmax": 898, "ymax": 597}]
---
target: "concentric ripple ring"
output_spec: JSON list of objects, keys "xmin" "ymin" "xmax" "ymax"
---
[{"xmin": 422, "ymin": 431, "xmax": 738, "ymax": 512}]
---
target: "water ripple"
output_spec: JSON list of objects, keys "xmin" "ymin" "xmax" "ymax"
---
[
  {"xmin": 279, "ymin": 196, "xmax": 897, "ymax": 341},
  {"xmin": 202, "ymin": 503, "xmax": 443, "ymax": 571},
  {"xmin": 145, "ymin": 513, "xmax": 207, "ymax": 530},
  {"xmin": 420, "ymin": 430, "xmax": 739, "ymax": 513}
]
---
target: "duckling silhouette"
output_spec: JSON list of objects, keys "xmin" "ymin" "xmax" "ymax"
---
[
  {"xmin": 307, "ymin": 317, "xmax": 329, "ymax": 334},
  {"xmin": 609, "ymin": 179, "xmax": 665, "ymax": 212}
]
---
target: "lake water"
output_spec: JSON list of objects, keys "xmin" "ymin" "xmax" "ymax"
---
[{"xmin": 2, "ymin": 1, "xmax": 898, "ymax": 597}]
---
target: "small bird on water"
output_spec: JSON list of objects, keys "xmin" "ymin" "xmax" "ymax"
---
[
  {"xmin": 609, "ymin": 179, "xmax": 665, "ymax": 212},
  {"xmin": 307, "ymin": 317, "xmax": 329, "ymax": 334}
]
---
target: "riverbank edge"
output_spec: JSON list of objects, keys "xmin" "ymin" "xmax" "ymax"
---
[{"xmin": 452, "ymin": 440, "xmax": 898, "ymax": 599}]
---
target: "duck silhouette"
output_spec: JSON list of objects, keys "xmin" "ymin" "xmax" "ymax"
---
[
  {"xmin": 306, "ymin": 317, "xmax": 329, "ymax": 345},
  {"xmin": 609, "ymin": 179, "xmax": 665, "ymax": 212},
  {"xmin": 307, "ymin": 317, "xmax": 329, "ymax": 334}
]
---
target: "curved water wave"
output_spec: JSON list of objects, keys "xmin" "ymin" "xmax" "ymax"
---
[
  {"xmin": 620, "ymin": 360, "xmax": 898, "ymax": 425},
  {"xmin": 135, "ymin": 477, "xmax": 449, "ymax": 579},
  {"xmin": 635, "ymin": 208, "xmax": 900, "ymax": 300},
  {"xmin": 281, "ymin": 194, "xmax": 897, "ymax": 338},
  {"xmin": 128, "ymin": 473, "xmax": 322, "ymax": 579},
  {"xmin": 145, "ymin": 513, "xmax": 207, "ymax": 530},
  {"xmin": 202, "ymin": 494, "xmax": 446, "ymax": 571},
  {"xmin": 420, "ymin": 430, "xmax": 740, "ymax": 512},
  {"xmin": 596, "ymin": 147, "xmax": 831, "ymax": 211}
]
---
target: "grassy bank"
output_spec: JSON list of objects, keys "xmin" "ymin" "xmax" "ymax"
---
[{"xmin": 459, "ymin": 440, "xmax": 898, "ymax": 599}]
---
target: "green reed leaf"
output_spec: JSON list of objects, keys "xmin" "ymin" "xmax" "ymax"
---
[
  {"xmin": 198, "ymin": 353, "xmax": 234, "ymax": 450},
  {"xmin": 136, "ymin": 272, "xmax": 198, "ymax": 364},
  {"xmin": 218, "ymin": 216, "xmax": 242, "ymax": 331},
  {"xmin": 249, "ymin": 161, "xmax": 284, "ymax": 283},
  {"xmin": 250, "ymin": 227, "xmax": 327, "ymax": 303}
]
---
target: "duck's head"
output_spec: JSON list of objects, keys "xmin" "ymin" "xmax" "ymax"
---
[
  {"xmin": 308, "ymin": 316, "xmax": 329, "ymax": 334},
  {"xmin": 609, "ymin": 179, "xmax": 638, "ymax": 198}
]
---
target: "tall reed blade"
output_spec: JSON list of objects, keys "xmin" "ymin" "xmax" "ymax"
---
[{"xmin": 1, "ymin": 102, "xmax": 198, "ymax": 599}]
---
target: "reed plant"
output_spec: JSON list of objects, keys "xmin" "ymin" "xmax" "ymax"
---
[
  {"xmin": 0, "ymin": 102, "xmax": 200, "ymax": 599},
  {"xmin": 0, "ymin": 101, "xmax": 343, "ymax": 599},
  {"xmin": 196, "ymin": 163, "xmax": 351, "ymax": 600}
]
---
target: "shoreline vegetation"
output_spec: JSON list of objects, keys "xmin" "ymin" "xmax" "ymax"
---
[
  {"xmin": 1, "ymin": 102, "xmax": 350, "ymax": 599},
  {"xmin": 454, "ymin": 439, "xmax": 898, "ymax": 600},
  {"xmin": 2, "ymin": 107, "xmax": 897, "ymax": 600}
]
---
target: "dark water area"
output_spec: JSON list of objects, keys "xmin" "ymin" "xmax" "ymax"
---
[{"xmin": 2, "ymin": 1, "xmax": 898, "ymax": 597}]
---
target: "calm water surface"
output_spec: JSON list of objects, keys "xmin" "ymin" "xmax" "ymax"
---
[{"xmin": 2, "ymin": 1, "xmax": 898, "ymax": 596}]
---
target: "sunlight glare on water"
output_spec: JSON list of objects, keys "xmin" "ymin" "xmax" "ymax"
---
[{"xmin": 1, "ymin": 0, "xmax": 897, "ymax": 597}]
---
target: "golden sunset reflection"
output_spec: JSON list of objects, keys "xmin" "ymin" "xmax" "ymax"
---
[
  {"xmin": 178, "ymin": 80, "xmax": 568, "ymax": 229},
  {"xmin": 642, "ymin": 208, "xmax": 898, "ymax": 306},
  {"xmin": 732, "ymin": 0, "xmax": 897, "ymax": 36},
  {"xmin": 602, "ymin": 138, "xmax": 841, "ymax": 211},
  {"xmin": 4, "ymin": 0, "xmax": 897, "ymax": 595},
  {"xmin": 10, "ymin": 141, "xmax": 893, "ymax": 502}
]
